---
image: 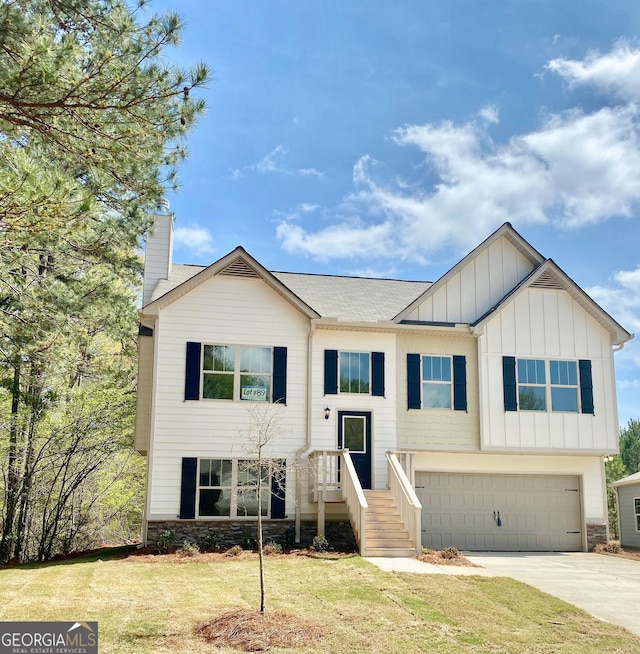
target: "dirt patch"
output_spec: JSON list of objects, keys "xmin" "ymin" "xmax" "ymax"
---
[
  {"xmin": 198, "ymin": 608, "xmax": 324, "ymax": 651},
  {"xmin": 416, "ymin": 549, "xmax": 481, "ymax": 567}
]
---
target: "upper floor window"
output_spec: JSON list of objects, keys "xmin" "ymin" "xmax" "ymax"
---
[
  {"xmin": 203, "ymin": 345, "xmax": 271, "ymax": 401},
  {"xmin": 324, "ymin": 349, "xmax": 385, "ymax": 397},
  {"xmin": 407, "ymin": 353, "xmax": 467, "ymax": 412},
  {"xmin": 421, "ymin": 356, "xmax": 452, "ymax": 409},
  {"xmin": 340, "ymin": 351, "xmax": 370, "ymax": 394},
  {"xmin": 185, "ymin": 342, "xmax": 287, "ymax": 404},
  {"xmin": 503, "ymin": 356, "xmax": 593, "ymax": 414}
]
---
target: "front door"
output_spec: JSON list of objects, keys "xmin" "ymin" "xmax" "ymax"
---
[{"xmin": 338, "ymin": 411, "xmax": 372, "ymax": 489}]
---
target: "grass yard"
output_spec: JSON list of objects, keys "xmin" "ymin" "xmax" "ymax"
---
[{"xmin": 1, "ymin": 547, "xmax": 639, "ymax": 653}]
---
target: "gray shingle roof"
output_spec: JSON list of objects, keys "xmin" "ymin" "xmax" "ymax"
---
[
  {"xmin": 273, "ymin": 272, "xmax": 431, "ymax": 322},
  {"xmin": 149, "ymin": 263, "xmax": 431, "ymax": 322}
]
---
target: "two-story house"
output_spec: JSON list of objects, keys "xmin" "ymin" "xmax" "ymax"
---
[{"xmin": 135, "ymin": 204, "xmax": 633, "ymax": 556}]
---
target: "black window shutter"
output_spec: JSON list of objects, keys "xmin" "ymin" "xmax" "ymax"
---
[
  {"xmin": 407, "ymin": 354, "xmax": 421, "ymax": 409},
  {"xmin": 371, "ymin": 352, "xmax": 385, "ymax": 397},
  {"xmin": 272, "ymin": 347, "xmax": 287, "ymax": 404},
  {"xmin": 324, "ymin": 350, "xmax": 338, "ymax": 395},
  {"xmin": 579, "ymin": 359, "xmax": 594, "ymax": 414},
  {"xmin": 503, "ymin": 356, "xmax": 517, "ymax": 412},
  {"xmin": 179, "ymin": 457, "xmax": 197, "ymax": 519},
  {"xmin": 270, "ymin": 459, "xmax": 286, "ymax": 519},
  {"xmin": 185, "ymin": 342, "xmax": 202, "ymax": 401},
  {"xmin": 453, "ymin": 355, "xmax": 467, "ymax": 411}
]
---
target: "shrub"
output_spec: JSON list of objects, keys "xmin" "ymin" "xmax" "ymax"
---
[
  {"xmin": 421, "ymin": 547, "xmax": 434, "ymax": 555},
  {"xmin": 225, "ymin": 545, "xmax": 243, "ymax": 557},
  {"xmin": 281, "ymin": 524, "xmax": 297, "ymax": 550},
  {"xmin": 156, "ymin": 529, "xmax": 175, "ymax": 552},
  {"xmin": 441, "ymin": 546, "xmax": 460, "ymax": 560},
  {"xmin": 263, "ymin": 541, "xmax": 283, "ymax": 555},
  {"xmin": 241, "ymin": 530, "xmax": 257, "ymax": 551},
  {"xmin": 607, "ymin": 541, "xmax": 622, "ymax": 554},
  {"xmin": 311, "ymin": 535, "xmax": 328, "ymax": 553},
  {"xmin": 179, "ymin": 539, "xmax": 200, "ymax": 557},
  {"xmin": 205, "ymin": 530, "xmax": 222, "ymax": 551}
]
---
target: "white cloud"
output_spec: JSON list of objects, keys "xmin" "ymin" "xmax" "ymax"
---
[
  {"xmin": 174, "ymin": 226, "xmax": 215, "ymax": 256},
  {"xmin": 276, "ymin": 44, "xmax": 640, "ymax": 263},
  {"xmin": 547, "ymin": 41, "xmax": 640, "ymax": 101},
  {"xmin": 587, "ymin": 268, "xmax": 640, "ymax": 364},
  {"xmin": 247, "ymin": 145, "xmax": 323, "ymax": 178},
  {"xmin": 478, "ymin": 105, "xmax": 499, "ymax": 124}
]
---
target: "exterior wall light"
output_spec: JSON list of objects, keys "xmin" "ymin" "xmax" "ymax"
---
[{"xmin": 324, "ymin": 407, "xmax": 331, "ymax": 420}]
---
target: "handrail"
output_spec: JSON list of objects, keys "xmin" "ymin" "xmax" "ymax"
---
[
  {"xmin": 308, "ymin": 449, "xmax": 342, "ymax": 496},
  {"xmin": 386, "ymin": 452, "xmax": 421, "ymax": 552},
  {"xmin": 340, "ymin": 450, "xmax": 368, "ymax": 556}
]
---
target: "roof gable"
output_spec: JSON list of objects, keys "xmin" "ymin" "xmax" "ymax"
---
[
  {"xmin": 141, "ymin": 247, "xmax": 320, "ymax": 319},
  {"xmin": 472, "ymin": 259, "xmax": 633, "ymax": 346},
  {"xmin": 394, "ymin": 223, "xmax": 545, "ymax": 324}
]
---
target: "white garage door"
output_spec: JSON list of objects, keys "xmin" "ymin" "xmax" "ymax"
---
[{"xmin": 415, "ymin": 472, "xmax": 582, "ymax": 551}]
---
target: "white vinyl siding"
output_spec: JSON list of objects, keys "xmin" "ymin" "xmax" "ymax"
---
[
  {"xmin": 147, "ymin": 275, "xmax": 309, "ymax": 520},
  {"xmin": 397, "ymin": 334, "xmax": 479, "ymax": 451}
]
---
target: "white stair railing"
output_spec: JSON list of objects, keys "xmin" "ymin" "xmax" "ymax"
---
[
  {"xmin": 340, "ymin": 450, "xmax": 368, "ymax": 556},
  {"xmin": 386, "ymin": 452, "xmax": 421, "ymax": 552}
]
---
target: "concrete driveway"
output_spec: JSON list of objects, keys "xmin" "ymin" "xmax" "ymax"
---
[{"xmin": 465, "ymin": 552, "xmax": 640, "ymax": 637}]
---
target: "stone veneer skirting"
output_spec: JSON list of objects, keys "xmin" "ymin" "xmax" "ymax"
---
[
  {"xmin": 586, "ymin": 523, "xmax": 608, "ymax": 551},
  {"xmin": 146, "ymin": 520, "xmax": 358, "ymax": 552}
]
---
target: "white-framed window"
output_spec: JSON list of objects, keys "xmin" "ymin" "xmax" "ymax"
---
[
  {"xmin": 517, "ymin": 359, "xmax": 579, "ymax": 413},
  {"xmin": 198, "ymin": 458, "xmax": 272, "ymax": 518},
  {"xmin": 635, "ymin": 497, "xmax": 640, "ymax": 532},
  {"xmin": 339, "ymin": 351, "xmax": 370, "ymax": 394},
  {"xmin": 202, "ymin": 345, "xmax": 272, "ymax": 402},
  {"xmin": 421, "ymin": 355, "xmax": 452, "ymax": 409}
]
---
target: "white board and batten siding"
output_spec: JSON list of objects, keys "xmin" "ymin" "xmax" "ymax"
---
[
  {"xmin": 412, "ymin": 451, "xmax": 607, "ymax": 552},
  {"xmin": 311, "ymin": 329, "xmax": 397, "ymax": 491},
  {"xmin": 148, "ymin": 275, "xmax": 311, "ymax": 520},
  {"xmin": 403, "ymin": 237, "xmax": 537, "ymax": 324},
  {"xmin": 479, "ymin": 287, "xmax": 619, "ymax": 453}
]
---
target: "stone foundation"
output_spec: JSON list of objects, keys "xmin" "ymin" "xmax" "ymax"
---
[
  {"xmin": 146, "ymin": 519, "xmax": 357, "ymax": 552},
  {"xmin": 586, "ymin": 523, "xmax": 608, "ymax": 551}
]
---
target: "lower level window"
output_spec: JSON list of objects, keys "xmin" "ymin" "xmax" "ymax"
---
[
  {"xmin": 635, "ymin": 498, "xmax": 640, "ymax": 532},
  {"xmin": 198, "ymin": 458, "xmax": 271, "ymax": 518}
]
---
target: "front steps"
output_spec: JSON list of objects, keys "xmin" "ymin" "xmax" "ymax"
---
[{"xmin": 363, "ymin": 490, "xmax": 418, "ymax": 557}]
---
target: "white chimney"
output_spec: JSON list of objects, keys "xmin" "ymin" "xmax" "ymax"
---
[{"xmin": 142, "ymin": 199, "xmax": 174, "ymax": 306}]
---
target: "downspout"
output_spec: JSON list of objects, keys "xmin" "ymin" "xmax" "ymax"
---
[
  {"xmin": 295, "ymin": 321, "xmax": 316, "ymax": 542},
  {"xmin": 140, "ymin": 315, "xmax": 157, "ymax": 547}
]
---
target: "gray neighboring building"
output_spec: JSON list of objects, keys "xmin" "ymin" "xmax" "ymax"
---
[{"xmin": 611, "ymin": 472, "xmax": 640, "ymax": 548}]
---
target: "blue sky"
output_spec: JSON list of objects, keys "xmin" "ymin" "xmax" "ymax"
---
[{"xmin": 150, "ymin": 0, "xmax": 640, "ymax": 427}]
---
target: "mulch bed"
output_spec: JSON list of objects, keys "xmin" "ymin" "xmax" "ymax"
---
[
  {"xmin": 198, "ymin": 609, "xmax": 324, "ymax": 651},
  {"xmin": 415, "ymin": 549, "xmax": 481, "ymax": 567}
]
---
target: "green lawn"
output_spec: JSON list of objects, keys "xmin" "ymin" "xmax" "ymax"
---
[{"xmin": 1, "ymin": 548, "xmax": 638, "ymax": 653}]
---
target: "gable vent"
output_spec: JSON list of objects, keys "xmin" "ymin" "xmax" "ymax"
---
[
  {"xmin": 530, "ymin": 270, "xmax": 564, "ymax": 290},
  {"xmin": 219, "ymin": 258, "xmax": 259, "ymax": 278}
]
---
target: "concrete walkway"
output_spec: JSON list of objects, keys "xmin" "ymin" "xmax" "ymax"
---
[
  {"xmin": 364, "ymin": 556, "xmax": 496, "ymax": 576},
  {"xmin": 365, "ymin": 552, "xmax": 640, "ymax": 638}
]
